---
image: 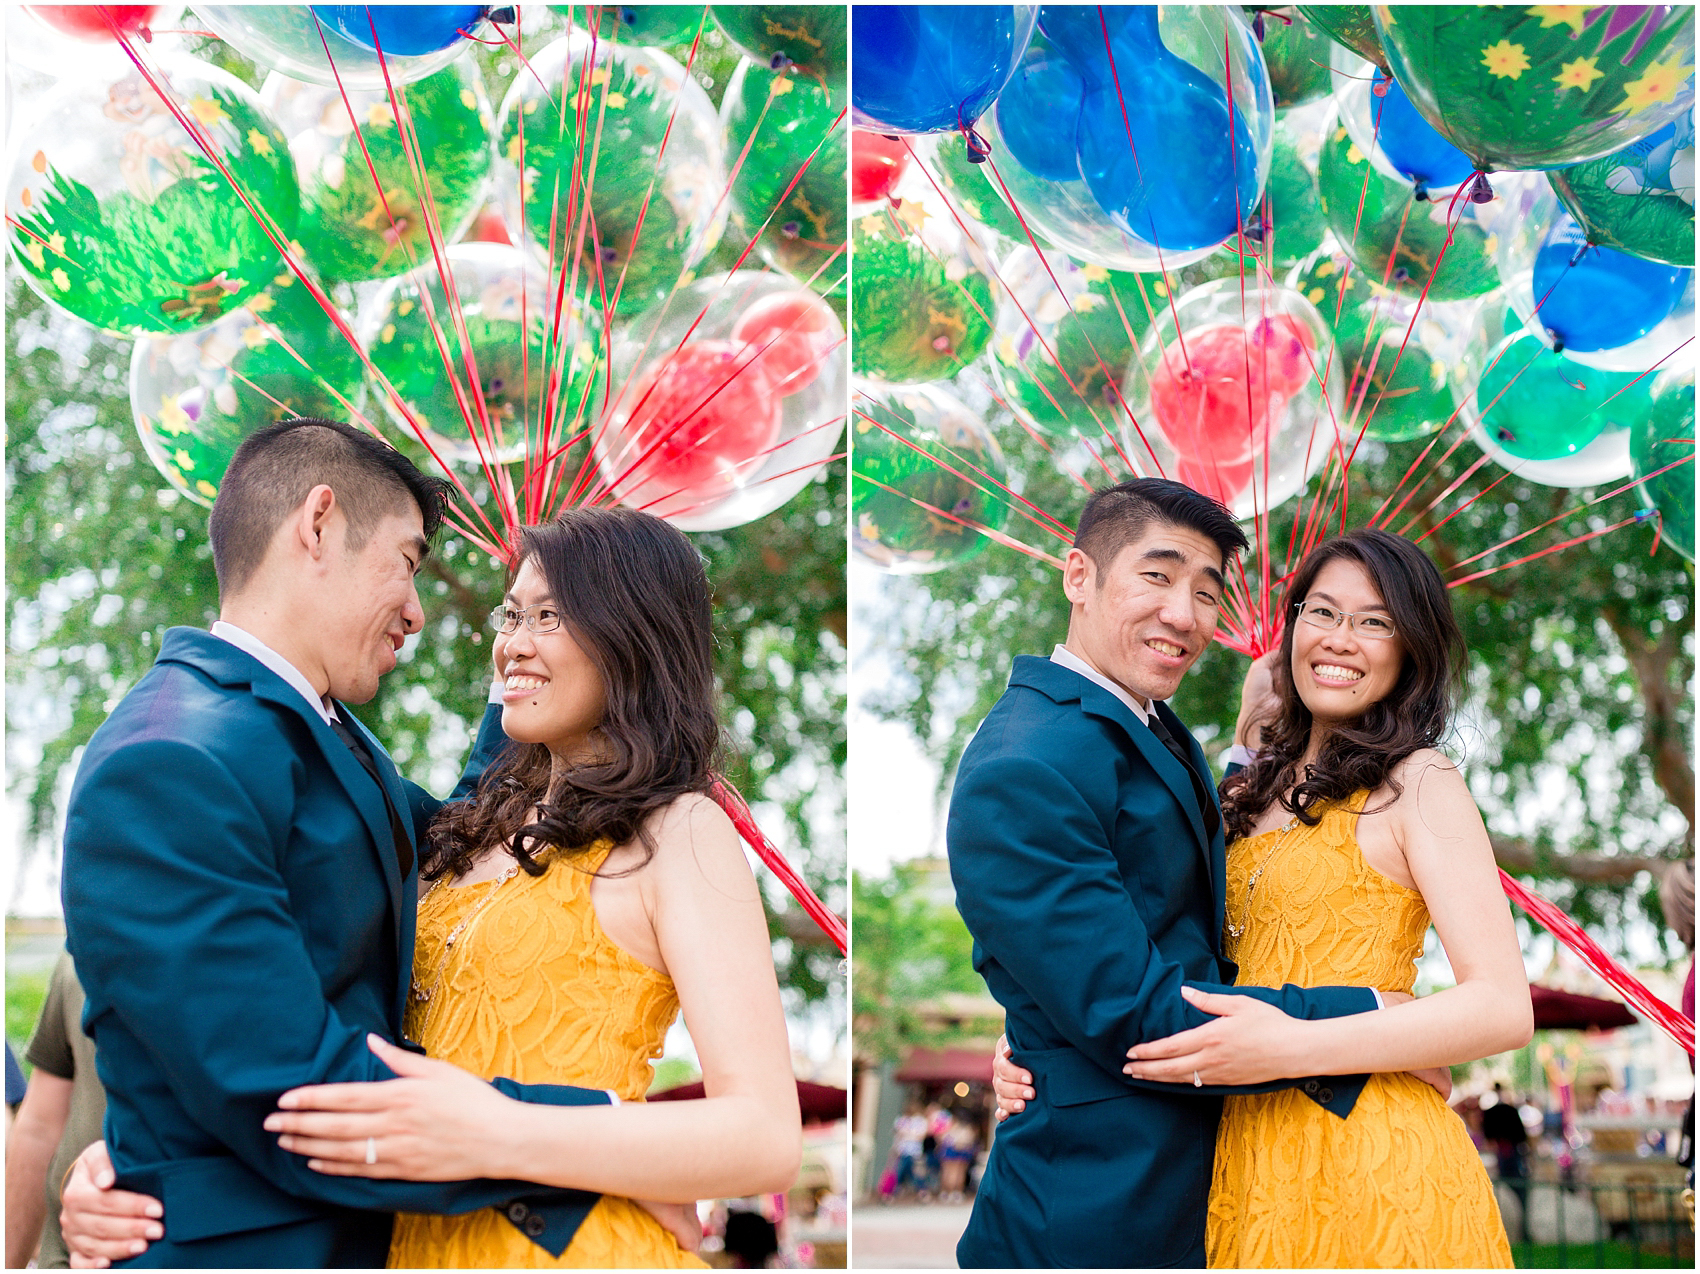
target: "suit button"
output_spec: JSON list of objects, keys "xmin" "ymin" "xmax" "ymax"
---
[
  {"xmin": 1303, "ymin": 1080, "xmax": 1319, "ymax": 1095},
  {"xmin": 1319, "ymin": 1087, "xmax": 1335, "ymax": 1103},
  {"xmin": 524, "ymin": 1215, "xmax": 546, "ymax": 1238},
  {"xmin": 507, "ymin": 1202, "xmax": 530, "ymax": 1223}
]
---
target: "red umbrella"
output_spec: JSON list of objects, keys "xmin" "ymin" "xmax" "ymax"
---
[
  {"xmin": 649, "ymin": 1079, "xmax": 847, "ymax": 1125},
  {"xmin": 1530, "ymin": 984, "xmax": 1638, "ymax": 1031}
]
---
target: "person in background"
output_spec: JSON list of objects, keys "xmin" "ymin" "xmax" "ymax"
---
[
  {"xmin": 720, "ymin": 1210, "xmax": 779, "ymax": 1269},
  {"xmin": 890, "ymin": 1106, "xmax": 926, "ymax": 1201},
  {"xmin": 5, "ymin": 1044, "xmax": 24, "ymax": 1112},
  {"xmin": 938, "ymin": 1113, "xmax": 978, "ymax": 1203},
  {"xmin": 1657, "ymin": 860, "xmax": 1692, "ymax": 1199},
  {"xmin": 5, "ymin": 952, "xmax": 106, "ymax": 1269},
  {"xmin": 1480, "ymin": 1082, "xmax": 1528, "ymax": 1185}
]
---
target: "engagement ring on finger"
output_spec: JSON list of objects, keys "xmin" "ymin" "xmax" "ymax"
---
[
  {"xmin": 1193, "ymin": 1071, "xmax": 1202, "ymax": 1088},
  {"xmin": 366, "ymin": 1137, "xmax": 378, "ymax": 1165}
]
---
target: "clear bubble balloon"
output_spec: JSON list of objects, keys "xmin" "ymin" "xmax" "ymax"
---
[
  {"xmin": 850, "ymin": 160, "xmax": 999, "ymax": 385},
  {"xmin": 9, "ymin": 5, "xmax": 183, "ymax": 78},
  {"xmin": 910, "ymin": 131, "xmax": 1040, "ymax": 247},
  {"xmin": 131, "ymin": 269, "xmax": 366, "ymax": 506},
  {"xmin": 493, "ymin": 32, "xmax": 726, "ymax": 318},
  {"xmin": 1548, "ymin": 107, "xmax": 1694, "ymax": 268},
  {"xmin": 5, "ymin": 56, "xmax": 298, "ymax": 336},
  {"xmin": 570, "ymin": 5, "xmax": 708, "ymax": 48},
  {"xmin": 1123, "ymin": 277, "xmax": 1340, "ymax": 519},
  {"xmin": 361, "ymin": 241, "xmax": 604, "ymax": 466},
  {"xmin": 1463, "ymin": 324, "xmax": 1648, "ymax": 489},
  {"xmin": 981, "ymin": 8, "xmax": 1272, "ymax": 272},
  {"xmin": 851, "ymin": 378, "xmax": 1010, "ymax": 572},
  {"xmin": 1328, "ymin": 46, "xmax": 1474, "ymax": 198},
  {"xmin": 192, "ymin": 5, "xmax": 491, "ymax": 90},
  {"xmin": 261, "ymin": 60, "xmax": 493, "ymax": 285},
  {"xmin": 1494, "ymin": 172, "xmax": 1694, "ymax": 372},
  {"xmin": 597, "ymin": 270, "xmax": 844, "ymax": 531}
]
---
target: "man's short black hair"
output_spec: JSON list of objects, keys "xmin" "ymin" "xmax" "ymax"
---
[
  {"xmin": 207, "ymin": 418, "xmax": 451, "ymax": 596},
  {"xmin": 1074, "ymin": 477, "xmax": 1249, "ymax": 573}
]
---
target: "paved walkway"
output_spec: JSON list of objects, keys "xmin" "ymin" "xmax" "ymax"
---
[{"xmin": 851, "ymin": 1201, "xmax": 972, "ymax": 1268}]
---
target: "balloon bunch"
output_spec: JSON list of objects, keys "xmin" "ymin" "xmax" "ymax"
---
[
  {"xmin": 6, "ymin": 3, "xmax": 849, "ymax": 540},
  {"xmin": 848, "ymin": 3, "xmax": 1696, "ymax": 589}
]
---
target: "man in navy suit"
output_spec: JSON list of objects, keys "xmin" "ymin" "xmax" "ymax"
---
[
  {"xmin": 947, "ymin": 478, "xmax": 1386, "ymax": 1268},
  {"xmin": 57, "ymin": 420, "xmax": 625, "ymax": 1267}
]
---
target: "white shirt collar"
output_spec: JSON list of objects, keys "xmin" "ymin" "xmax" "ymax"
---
[
  {"xmin": 210, "ymin": 621, "xmax": 339, "ymax": 726},
  {"xmin": 1050, "ymin": 644, "xmax": 1151, "ymax": 725}
]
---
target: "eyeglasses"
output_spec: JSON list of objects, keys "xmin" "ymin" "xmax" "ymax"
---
[
  {"xmin": 488, "ymin": 603, "xmax": 564, "ymax": 635},
  {"xmin": 1293, "ymin": 601, "xmax": 1397, "ymax": 640}
]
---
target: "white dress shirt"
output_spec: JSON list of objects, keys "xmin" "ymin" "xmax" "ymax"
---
[
  {"xmin": 1049, "ymin": 644, "xmax": 1152, "ymax": 725},
  {"xmin": 210, "ymin": 621, "xmax": 340, "ymax": 725}
]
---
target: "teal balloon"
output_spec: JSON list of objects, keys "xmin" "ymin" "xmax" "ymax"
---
[
  {"xmin": 1475, "ymin": 331, "xmax": 1648, "ymax": 461},
  {"xmin": 1633, "ymin": 367, "xmax": 1695, "ymax": 561}
]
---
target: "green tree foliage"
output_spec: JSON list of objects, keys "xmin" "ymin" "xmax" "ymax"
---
[
  {"xmin": 851, "ymin": 861, "xmax": 987, "ymax": 1065},
  {"xmin": 857, "ymin": 416, "xmax": 1694, "ymax": 966}
]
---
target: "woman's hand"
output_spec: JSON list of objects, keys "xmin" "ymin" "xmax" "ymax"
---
[
  {"xmin": 1123, "ymin": 987, "xmax": 1312, "ymax": 1085},
  {"xmin": 264, "ymin": 1035, "xmax": 520, "ymax": 1180},
  {"xmin": 990, "ymin": 1035, "xmax": 1034, "ymax": 1122},
  {"xmin": 1233, "ymin": 652, "xmax": 1282, "ymax": 750},
  {"xmin": 60, "ymin": 1140, "xmax": 164, "ymax": 1269}
]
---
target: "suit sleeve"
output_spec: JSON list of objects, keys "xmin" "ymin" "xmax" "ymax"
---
[
  {"xmin": 64, "ymin": 734, "xmax": 597, "ymax": 1218},
  {"xmin": 949, "ymin": 752, "xmax": 1376, "ymax": 1098}
]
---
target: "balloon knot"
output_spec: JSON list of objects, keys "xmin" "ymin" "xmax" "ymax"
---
[
  {"xmin": 1634, "ymin": 507, "xmax": 1658, "ymax": 523},
  {"xmin": 139, "ymin": 24, "xmax": 154, "ymax": 42},
  {"xmin": 769, "ymin": 52, "xmax": 794, "ymax": 72},
  {"xmin": 1412, "ymin": 181, "xmax": 1430, "ymax": 203},
  {"xmin": 962, "ymin": 126, "xmax": 991, "ymax": 164},
  {"xmin": 488, "ymin": 6, "xmax": 517, "ymax": 23},
  {"xmin": 1496, "ymin": 427, "xmax": 1516, "ymax": 443},
  {"xmin": 1372, "ymin": 76, "xmax": 1390, "ymax": 99},
  {"xmin": 1466, "ymin": 172, "xmax": 1495, "ymax": 204},
  {"xmin": 1252, "ymin": 11, "xmax": 1266, "ymax": 40},
  {"xmin": 1392, "ymin": 267, "xmax": 1411, "ymax": 284},
  {"xmin": 781, "ymin": 221, "xmax": 801, "ymax": 240}
]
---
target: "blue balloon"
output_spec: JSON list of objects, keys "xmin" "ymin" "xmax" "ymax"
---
[
  {"xmin": 851, "ymin": 5, "xmax": 1039, "ymax": 135},
  {"xmin": 1072, "ymin": 8, "xmax": 1261, "ymax": 251},
  {"xmin": 311, "ymin": 5, "xmax": 487, "ymax": 57},
  {"xmin": 1531, "ymin": 212, "xmax": 1691, "ymax": 352},
  {"xmin": 1370, "ymin": 71, "xmax": 1475, "ymax": 192},
  {"xmin": 995, "ymin": 43, "xmax": 1086, "ymax": 182},
  {"xmin": 1036, "ymin": 4, "xmax": 1140, "ymax": 70}
]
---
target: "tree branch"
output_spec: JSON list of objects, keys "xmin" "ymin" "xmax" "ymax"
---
[
  {"xmin": 1597, "ymin": 602, "xmax": 1695, "ymax": 831},
  {"xmin": 1491, "ymin": 834, "xmax": 1683, "ymax": 885},
  {"xmin": 424, "ymin": 555, "xmax": 491, "ymax": 630}
]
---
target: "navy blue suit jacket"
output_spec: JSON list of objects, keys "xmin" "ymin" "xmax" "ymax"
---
[
  {"xmin": 947, "ymin": 657, "xmax": 1378, "ymax": 1268},
  {"xmin": 63, "ymin": 628, "xmax": 605, "ymax": 1268}
]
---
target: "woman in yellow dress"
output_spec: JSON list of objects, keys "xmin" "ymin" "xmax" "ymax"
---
[
  {"xmin": 1116, "ymin": 527, "xmax": 1531, "ymax": 1267},
  {"xmin": 259, "ymin": 508, "xmax": 803, "ymax": 1267}
]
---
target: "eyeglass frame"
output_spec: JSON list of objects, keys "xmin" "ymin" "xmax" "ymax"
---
[
  {"xmin": 1291, "ymin": 600, "xmax": 1398, "ymax": 640},
  {"xmin": 488, "ymin": 602, "xmax": 565, "ymax": 635}
]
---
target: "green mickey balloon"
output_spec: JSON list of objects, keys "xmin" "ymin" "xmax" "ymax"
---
[
  {"xmin": 7, "ymin": 58, "xmax": 297, "ymax": 337},
  {"xmin": 1373, "ymin": 5, "xmax": 1696, "ymax": 171},
  {"xmin": 919, "ymin": 132, "xmax": 1040, "ymax": 247},
  {"xmin": 1547, "ymin": 114, "xmax": 1695, "ymax": 267},
  {"xmin": 711, "ymin": 5, "xmax": 846, "ymax": 91},
  {"xmin": 1291, "ymin": 251, "xmax": 1456, "ymax": 442},
  {"xmin": 130, "ymin": 270, "xmax": 366, "ymax": 506},
  {"xmin": 563, "ymin": 5, "xmax": 707, "ymax": 47},
  {"xmin": 1297, "ymin": 4, "xmax": 1388, "ymax": 73},
  {"xmin": 721, "ymin": 60, "xmax": 847, "ymax": 298},
  {"xmin": 1255, "ymin": 8, "xmax": 1336, "ymax": 108},
  {"xmin": 265, "ymin": 61, "xmax": 494, "ymax": 286},
  {"xmin": 850, "ymin": 203, "xmax": 995, "ymax": 385},
  {"xmin": 1475, "ymin": 329, "xmax": 1649, "ymax": 462},
  {"xmin": 1316, "ymin": 118, "xmax": 1499, "ymax": 301},
  {"xmin": 1264, "ymin": 115, "xmax": 1327, "ymax": 268},
  {"xmin": 852, "ymin": 381, "xmax": 1009, "ymax": 573},
  {"xmin": 1632, "ymin": 367, "xmax": 1695, "ymax": 562}
]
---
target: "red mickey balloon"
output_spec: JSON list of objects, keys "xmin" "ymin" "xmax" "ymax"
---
[
  {"xmin": 26, "ymin": 5, "xmax": 159, "ymax": 41},
  {"xmin": 851, "ymin": 131, "xmax": 911, "ymax": 207},
  {"xmin": 731, "ymin": 289, "xmax": 839, "ymax": 397}
]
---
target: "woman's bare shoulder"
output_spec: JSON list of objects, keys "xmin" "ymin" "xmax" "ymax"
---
[{"xmin": 642, "ymin": 792, "xmax": 757, "ymax": 895}]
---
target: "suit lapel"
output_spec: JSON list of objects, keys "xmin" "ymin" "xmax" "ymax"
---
[{"xmin": 1151, "ymin": 700, "xmax": 1224, "ymax": 916}]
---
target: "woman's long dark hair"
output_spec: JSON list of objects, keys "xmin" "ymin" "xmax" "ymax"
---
[
  {"xmin": 424, "ymin": 507, "xmax": 724, "ymax": 880},
  {"xmin": 1220, "ymin": 529, "xmax": 1466, "ymax": 843}
]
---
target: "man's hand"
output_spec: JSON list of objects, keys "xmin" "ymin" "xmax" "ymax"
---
[
  {"xmin": 60, "ymin": 1141, "xmax": 163, "ymax": 1270},
  {"xmin": 990, "ymin": 1035, "xmax": 1034, "ymax": 1123},
  {"xmin": 636, "ymin": 1199, "xmax": 703, "ymax": 1252},
  {"xmin": 1408, "ymin": 1066, "xmax": 1453, "ymax": 1101},
  {"xmin": 1233, "ymin": 652, "xmax": 1282, "ymax": 750},
  {"xmin": 265, "ymin": 1035, "xmax": 516, "ymax": 1181},
  {"xmin": 1123, "ymin": 986, "xmax": 1312, "ymax": 1085}
]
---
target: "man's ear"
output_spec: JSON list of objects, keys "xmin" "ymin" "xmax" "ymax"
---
[
  {"xmin": 294, "ymin": 485, "xmax": 339, "ymax": 561},
  {"xmin": 1062, "ymin": 546, "xmax": 1094, "ymax": 606}
]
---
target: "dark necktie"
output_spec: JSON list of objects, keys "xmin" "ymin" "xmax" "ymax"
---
[
  {"xmin": 327, "ymin": 711, "xmax": 414, "ymax": 879},
  {"xmin": 1145, "ymin": 712, "xmax": 1221, "ymax": 844}
]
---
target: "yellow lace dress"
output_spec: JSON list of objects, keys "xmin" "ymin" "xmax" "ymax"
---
[
  {"xmin": 388, "ymin": 842, "xmax": 707, "ymax": 1269},
  {"xmin": 1206, "ymin": 791, "xmax": 1512, "ymax": 1269}
]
